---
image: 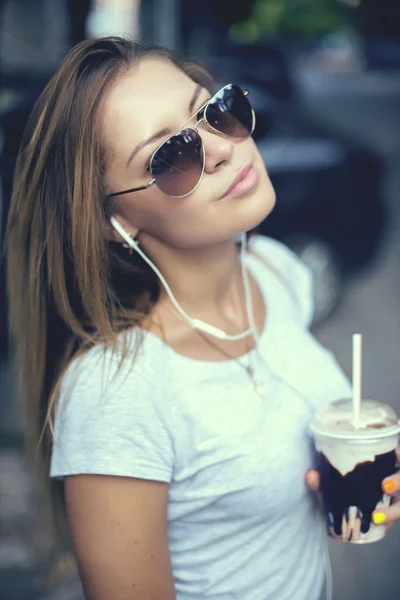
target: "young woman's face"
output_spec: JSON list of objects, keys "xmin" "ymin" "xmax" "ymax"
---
[{"xmin": 101, "ymin": 58, "xmax": 276, "ymax": 249}]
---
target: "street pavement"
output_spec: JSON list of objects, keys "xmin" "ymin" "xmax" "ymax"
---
[{"xmin": 1, "ymin": 66, "xmax": 400, "ymax": 600}]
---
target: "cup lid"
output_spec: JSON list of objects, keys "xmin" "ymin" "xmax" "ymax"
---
[{"xmin": 309, "ymin": 398, "xmax": 400, "ymax": 440}]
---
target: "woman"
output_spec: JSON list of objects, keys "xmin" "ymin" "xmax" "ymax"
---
[{"xmin": 6, "ymin": 36, "xmax": 400, "ymax": 600}]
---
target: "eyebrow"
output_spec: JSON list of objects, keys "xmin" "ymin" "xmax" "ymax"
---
[{"xmin": 126, "ymin": 83, "xmax": 204, "ymax": 167}]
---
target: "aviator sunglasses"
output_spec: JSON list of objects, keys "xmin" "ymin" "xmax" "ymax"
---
[{"xmin": 107, "ymin": 84, "xmax": 256, "ymax": 199}]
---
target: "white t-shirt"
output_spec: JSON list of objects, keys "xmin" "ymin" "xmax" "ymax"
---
[{"xmin": 50, "ymin": 235, "xmax": 352, "ymax": 600}]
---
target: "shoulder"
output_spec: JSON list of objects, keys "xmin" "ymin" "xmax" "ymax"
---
[
  {"xmin": 61, "ymin": 332, "xmax": 143, "ymax": 392},
  {"xmin": 247, "ymin": 234, "xmax": 314, "ymax": 328},
  {"xmin": 56, "ymin": 329, "xmax": 161, "ymax": 424},
  {"xmin": 51, "ymin": 330, "xmax": 175, "ymax": 482}
]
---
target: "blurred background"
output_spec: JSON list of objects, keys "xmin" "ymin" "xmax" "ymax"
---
[{"xmin": 0, "ymin": 0, "xmax": 400, "ymax": 598}]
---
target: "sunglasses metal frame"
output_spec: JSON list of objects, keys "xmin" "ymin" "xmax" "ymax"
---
[{"xmin": 107, "ymin": 84, "xmax": 256, "ymax": 199}]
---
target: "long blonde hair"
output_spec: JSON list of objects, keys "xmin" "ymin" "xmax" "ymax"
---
[{"xmin": 6, "ymin": 36, "xmax": 257, "ymax": 565}]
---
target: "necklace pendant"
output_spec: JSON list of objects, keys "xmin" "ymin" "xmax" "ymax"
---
[
  {"xmin": 245, "ymin": 366, "xmax": 265, "ymax": 398},
  {"xmin": 250, "ymin": 379, "xmax": 265, "ymax": 398}
]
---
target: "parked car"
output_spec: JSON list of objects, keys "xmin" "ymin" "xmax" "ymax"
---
[{"xmin": 214, "ymin": 39, "xmax": 294, "ymax": 104}]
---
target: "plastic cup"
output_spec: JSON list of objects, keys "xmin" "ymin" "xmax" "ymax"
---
[{"xmin": 309, "ymin": 398, "xmax": 400, "ymax": 544}]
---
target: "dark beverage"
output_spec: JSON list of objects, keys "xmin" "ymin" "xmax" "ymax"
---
[
  {"xmin": 316, "ymin": 448, "xmax": 396, "ymax": 542},
  {"xmin": 309, "ymin": 398, "xmax": 400, "ymax": 544}
]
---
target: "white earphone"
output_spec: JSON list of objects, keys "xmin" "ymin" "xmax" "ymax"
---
[{"xmin": 109, "ymin": 216, "xmax": 259, "ymax": 342}]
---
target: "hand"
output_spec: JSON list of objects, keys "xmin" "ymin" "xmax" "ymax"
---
[{"xmin": 305, "ymin": 445, "xmax": 400, "ymax": 535}]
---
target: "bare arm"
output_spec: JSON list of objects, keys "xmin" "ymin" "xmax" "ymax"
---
[{"xmin": 65, "ymin": 474, "xmax": 176, "ymax": 600}]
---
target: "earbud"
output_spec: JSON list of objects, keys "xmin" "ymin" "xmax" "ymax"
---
[{"xmin": 110, "ymin": 216, "xmax": 138, "ymax": 249}]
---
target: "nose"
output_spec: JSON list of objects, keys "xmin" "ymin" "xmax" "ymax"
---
[{"xmin": 196, "ymin": 120, "xmax": 233, "ymax": 174}]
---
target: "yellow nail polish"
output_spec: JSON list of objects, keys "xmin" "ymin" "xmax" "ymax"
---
[
  {"xmin": 373, "ymin": 512, "xmax": 386, "ymax": 525},
  {"xmin": 383, "ymin": 479, "xmax": 396, "ymax": 494}
]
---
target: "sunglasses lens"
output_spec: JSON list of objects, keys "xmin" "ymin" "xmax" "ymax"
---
[
  {"xmin": 205, "ymin": 84, "xmax": 254, "ymax": 138},
  {"xmin": 151, "ymin": 129, "xmax": 204, "ymax": 196}
]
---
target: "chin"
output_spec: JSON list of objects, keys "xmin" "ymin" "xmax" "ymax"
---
[{"xmin": 239, "ymin": 172, "xmax": 276, "ymax": 235}]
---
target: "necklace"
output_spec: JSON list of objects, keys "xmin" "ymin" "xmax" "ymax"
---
[
  {"xmin": 186, "ymin": 310, "xmax": 267, "ymax": 399},
  {"xmin": 161, "ymin": 301, "xmax": 267, "ymax": 398},
  {"xmin": 152, "ymin": 239, "xmax": 266, "ymax": 397},
  {"xmin": 234, "ymin": 348, "xmax": 267, "ymax": 399}
]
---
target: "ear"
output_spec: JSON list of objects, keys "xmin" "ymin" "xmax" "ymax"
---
[{"xmin": 105, "ymin": 215, "xmax": 140, "ymax": 244}]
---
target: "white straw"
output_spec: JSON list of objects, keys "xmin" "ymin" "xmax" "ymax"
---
[{"xmin": 352, "ymin": 334, "xmax": 362, "ymax": 429}]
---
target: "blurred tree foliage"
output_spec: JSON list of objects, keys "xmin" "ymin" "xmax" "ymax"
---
[{"xmin": 230, "ymin": 0, "xmax": 354, "ymax": 42}]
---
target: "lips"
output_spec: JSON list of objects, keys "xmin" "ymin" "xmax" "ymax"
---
[{"xmin": 220, "ymin": 163, "xmax": 253, "ymax": 200}]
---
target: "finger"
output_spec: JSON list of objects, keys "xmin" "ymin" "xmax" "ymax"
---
[
  {"xmin": 381, "ymin": 474, "xmax": 400, "ymax": 496},
  {"xmin": 353, "ymin": 516, "xmax": 361, "ymax": 541},
  {"xmin": 342, "ymin": 513, "xmax": 350, "ymax": 542},
  {"xmin": 373, "ymin": 498, "xmax": 400, "ymax": 525},
  {"xmin": 305, "ymin": 469, "xmax": 320, "ymax": 492},
  {"xmin": 396, "ymin": 445, "xmax": 400, "ymax": 466}
]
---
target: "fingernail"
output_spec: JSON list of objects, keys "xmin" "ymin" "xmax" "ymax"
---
[
  {"xmin": 306, "ymin": 469, "xmax": 318, "ymax": 482},
  {"xmin": 383, "ymin": 479, "xmax": 397, "ymax": 494},
  {"xmin": 373, "ymin": 512, "xmax": 386, "ymax": 524}
]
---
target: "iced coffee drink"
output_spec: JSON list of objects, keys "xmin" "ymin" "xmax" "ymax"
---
[{"xmin": 309, "ymin": 398, "xmax": 400, "ymax": 544}]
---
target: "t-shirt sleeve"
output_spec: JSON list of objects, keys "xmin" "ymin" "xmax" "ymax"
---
[
  {"xmin": 248, "ymin": 234, "xmax": 314, "ymax": 328},
  {"xmin": 50, "ymin": 345, "xmax": 175, "ymax": 482}
]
